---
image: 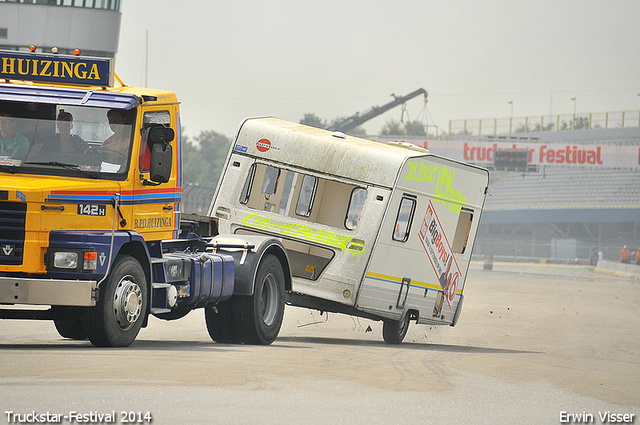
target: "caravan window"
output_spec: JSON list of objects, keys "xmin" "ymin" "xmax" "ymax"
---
[
  {"xmin": 392, "ymin": 196, "xmax": 416, "ymax": 242},
  {"xmin": 239, "ymin": 163, "xmax": 256, "ymax": 204},
  {"xmin": 238, "ymin": 162, "xmax": 366, "ymax": 230},
  {"xmin": 345, "ymin": 187, "xmax": 367, "ymax": 230},
  {"xmin": 261, "ymin": 166, "xmax": 280, "ymax": 195},
  {"xmin": 452, "ymin": 208, "xmax": 473, "ymax": 254},
  {"xmin": 295, "ymin": 175, "xmax": 317, "ymax": 217},
  {"xmin": 278, "ymin": 171, "xmax": 298, "ymax": 214}
]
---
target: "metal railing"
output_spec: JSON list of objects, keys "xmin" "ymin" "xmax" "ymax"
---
[
  {"xmin": 181, "ymin": 183, "xmax": 215, "ymax": 216},
  {"xmin": 473, "ymin": 237, "xmax": 639, "ymax": 264},
  {"xmin": 449, "ymin": 110, "xmax": 640, "ymax": 136}
]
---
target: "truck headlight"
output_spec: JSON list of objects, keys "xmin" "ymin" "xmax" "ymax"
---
[
  {"xmin": 53, "ymin": 252, "xmax": 78, "ymax": 269},
  {"xmin": 48, "ymin": 249, "xmax": 97, "ymax": 271}
]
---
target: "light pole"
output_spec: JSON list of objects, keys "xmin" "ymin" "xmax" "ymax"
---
[
  {"xmin": 508, "ymin": 100, "xmax": 513, "ymax": 133},
  {"xmin": 571, "ymin": 96, "xmax": 577, "ymax": 129}
]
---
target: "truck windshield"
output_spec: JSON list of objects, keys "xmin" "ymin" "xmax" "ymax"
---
[{"xmin": 0, "ymin": 103, "xmax": 135, "ymax": 179}]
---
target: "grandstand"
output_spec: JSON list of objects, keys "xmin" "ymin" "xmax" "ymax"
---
[
  {"xmin": 460, "ymin": 127, "xmax": 640, "ymax": 263},
  {"xmin": 484, "ymin": 168, "xmax": 640, "ymax": 214}
]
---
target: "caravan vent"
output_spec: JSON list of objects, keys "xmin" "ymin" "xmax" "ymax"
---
[{"xmin": 388, "ymin": 141, "xmax": 429, "ymax": 153}]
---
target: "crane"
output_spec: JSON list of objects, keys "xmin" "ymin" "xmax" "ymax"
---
[{"xmin": 326, "ymin": 88, "xmax": 428, "ymax": 133}]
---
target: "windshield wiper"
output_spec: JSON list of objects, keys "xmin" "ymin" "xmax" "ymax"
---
[
  {"xmin": 0, "ymin": 164, "xmax": 18, "ymax": 174},
  {"xmin": 24, "ymin": 161, "xmax": 101, "ymax": 178}
]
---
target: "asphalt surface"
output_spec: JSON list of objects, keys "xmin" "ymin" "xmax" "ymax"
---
[{"xmin": 0, "ymin": 262, "xmax": 638, "ymax": 425}]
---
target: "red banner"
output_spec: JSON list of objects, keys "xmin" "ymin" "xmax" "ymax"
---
[{"xmin": 376, "ymin": 137, "xmax": 640, "ymax": 169}]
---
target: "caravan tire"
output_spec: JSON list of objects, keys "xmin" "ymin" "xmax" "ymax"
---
[
  {"xmin": 234, "ymin": 254, "xmax": 285, "ymax": 345},
  {"xmin": 382, "ymin": 313, "xmax": 410, "ymax": 344}
]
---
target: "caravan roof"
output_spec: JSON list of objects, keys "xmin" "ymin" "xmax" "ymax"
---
[{"xmin": 233, "ymin": 117, "xmax": 429, "ymax": 188}]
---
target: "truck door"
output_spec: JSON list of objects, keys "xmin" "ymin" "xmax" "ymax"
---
[{"xmin": 132, "ymin": 107, "xmax": 182, "ymax": 240}]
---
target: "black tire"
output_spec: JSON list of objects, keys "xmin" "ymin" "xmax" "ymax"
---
[
  {"xmin": 234, "ymin": 254, "xmax": 285, "ymax": 345},
  {"xmin": 52, "ymin": 307, "xmax": 87, "ymax": 340},
  {"xmin": 204, "ymin": 302, "xmax": 239, "ymax": 344},
  {"xmin": 84, "ymin": 255, "xmax": 147, "ymax": 347},
  {"xmin": 382, "ymin": 313, "xmax": 410, "ymax": 344}
]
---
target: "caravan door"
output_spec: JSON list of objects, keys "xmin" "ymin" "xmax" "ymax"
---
[{"xmin": 356, "ymin": 155, "xmax": 488, "ymax": 325}]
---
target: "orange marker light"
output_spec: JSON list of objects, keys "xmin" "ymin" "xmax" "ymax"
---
[
  {"xmin": 73, "ymin": 49, "xmax": 81, "ymax": 56},
  {"xmin": 83, "ymin": 251, "xmax": 98, "ymax": 271},
  {"xmin": 29, "ymin": 45, "xmax": 36, "ymax": 52}
]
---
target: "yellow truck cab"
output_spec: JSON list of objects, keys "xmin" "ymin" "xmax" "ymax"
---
[
  {"xmin": 0, "ymin": 49, "xmax": 291, "ymax": 347},
  {"xmin": 212, "ymin": 117, "xmax": 489, "ymax": 343}
]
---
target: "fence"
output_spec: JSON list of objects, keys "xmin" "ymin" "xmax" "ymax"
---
[
  {"xmin": 181, "ymin": 183, "xmax": 215, "ymax": 215},
  {"xmin": 449, "ymin": 110, "xmax": 640, "ymax": 136},
  {"xmin": 473, "ymin": 237, "xmax": 639, "ymax": 264}
]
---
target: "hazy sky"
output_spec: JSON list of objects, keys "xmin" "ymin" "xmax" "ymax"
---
[{"xmin": 115, "ymin": 0, "xmax": 640, "ymax": 139}]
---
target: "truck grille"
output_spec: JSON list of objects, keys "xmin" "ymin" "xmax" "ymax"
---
[{"xmin": 0, "ymin": 202, "xmax": 27, "ymax": 266}]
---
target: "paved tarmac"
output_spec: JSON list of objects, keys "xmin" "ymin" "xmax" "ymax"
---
[{"xmin": 0, "ymin": 262, "xmax": 638, "ymax": 425}]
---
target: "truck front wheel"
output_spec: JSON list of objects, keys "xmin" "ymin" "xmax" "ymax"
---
[
  {"xmin": 84, "ymin": 255, "xmax": 147, "ymax": 347},
  {"xmin": 234, "ymin": 254, "xmax": 285, "ymax": 345}
]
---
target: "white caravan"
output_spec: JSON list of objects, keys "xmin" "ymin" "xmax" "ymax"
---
[{"xmin": 211, "ymin": 117, "xmax": 489, "ymax": 343}]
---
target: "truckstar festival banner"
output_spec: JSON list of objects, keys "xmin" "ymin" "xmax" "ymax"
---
[
  {"xmin": 418, "ymin": 201, "xmax": 460, "ymax": 309},
  {"xmin": 376, "ymin": 137, "xmax": 640, "ymax": 169}
]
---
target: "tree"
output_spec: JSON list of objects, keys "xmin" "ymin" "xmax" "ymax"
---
[
  {"xmin": 345, "ymin": 126, "xmax": 367, "ymax": 137},
  {"xmin": 532, "ymin": 123, "xmax": 555, "ymax": 132},
  {"xmin": 516, "ymin": 122, "xmax": 554, "ymax": 132},
  {"xmin": 574, "ymin": 116, "xmax": 590, "ymax": 130},
  {"xmin": 182, "ymin": 130, "xmax": 231, "ymax": 188},
  {"xmin": 327, "ymin": 116, "xmax": 367, "ymax": 136},
  {"xmin": 300, "ymin": 113, "xmax": 326, "ymax": 129},
  {"xmin": 379, "ymin": 119, "xmax": 427, "ymax": 137},
  {"xmin": 404, "ymin": 120, "xmax": 427, "ymax": 136},
  {"xmin": 558, "ymin": 116, "xmax": 590, "ymax": 131},
  {"xmin": 380, "ymin": 119, "xmax": 405, "ymax": 136},
  {"xmin": 300, "ymin": 114, "xmax": 367, "ymax": 136}
]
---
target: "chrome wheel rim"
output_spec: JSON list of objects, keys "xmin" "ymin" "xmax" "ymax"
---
[{"xmin": 113, "ymin": 275, "xmax": 142, "ymax": 331}]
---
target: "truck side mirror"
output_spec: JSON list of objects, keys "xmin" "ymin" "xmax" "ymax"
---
[
  {"xmin": 149, "ymin": 142, "xmax": 172, "ymax": 183},
  {"xmin": 149, "ymin": 126, "xmax": 175, "ymax": 144}
]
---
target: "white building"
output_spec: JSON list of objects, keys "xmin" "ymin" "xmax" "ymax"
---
[{"xmin": 0, "ymin": 0, "xmax": 121, "ymax": 58}]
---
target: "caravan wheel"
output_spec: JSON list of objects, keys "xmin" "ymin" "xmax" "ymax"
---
[{"xmin": 382, "ymin": 313, "xmax": 410, "ymax": 344}]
